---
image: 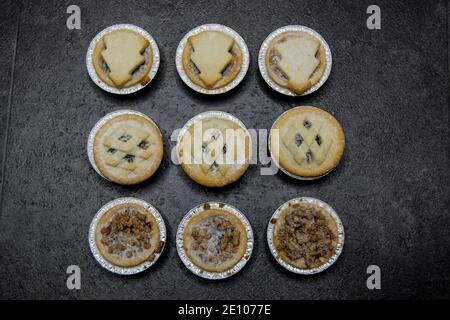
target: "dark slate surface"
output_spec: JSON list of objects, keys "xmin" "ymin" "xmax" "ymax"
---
[
  {"xmin": 0, "ymin": 2, "xmax": 19, "ymax": 208},
  {"xmin": 0, "ymin": 0, "xmax": 448, "ymax": 299}
]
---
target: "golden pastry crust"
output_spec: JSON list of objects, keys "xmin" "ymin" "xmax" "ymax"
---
[
  {"xmin": 266, "ymin": 31, "xmax": 326, "ymax": 95},
  {"xmin": 271, "ymin": 106, "xmax": 345, "ymax": 178},
  {"xmin": 272, "ymin": 201, "xmax": 338, "ymax": 269},
  {"xmin": 93, "ymin": 114, "xmax": 163, "ymax": 185},
  {"xmin": 95, "ymin": 203, "xmax": 163, "ymax": 267},
  {"xmin": 182, "ymin": 31, "xmax": 243, "ymax": 90},
  {"xmin": 93, "ymin": 30, "xmax": 153, "ymax": 88},
  {"xmin": 178, "ymin": 117, "xmax": 251, "ymax": 187},
  {"xmin": 183, "ymin": 208, "xmax": 248, "ymax": 272}
]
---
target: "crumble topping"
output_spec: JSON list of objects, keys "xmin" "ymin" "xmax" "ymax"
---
[
  {"xmin": 190, "ymin": 216, "xmax": 241, "ymax": 266},
  {"xmin": 100, "ymin": 207, "xmax": 155, "ymax": 260},
  {"xmin": 275, "ymin": 203, "xmax": 337, "ymax": 269}
]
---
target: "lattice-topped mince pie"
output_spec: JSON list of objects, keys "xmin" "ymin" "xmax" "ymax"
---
[
  {"xmin": 183, "ymin": 205, "xmax": 248, "ymax": 273},
  {"xmin": 93, "ymin": 29, "xmax": 153, "ymax": 88},
  {"xmin": 265, "ymin": 30, "xmax": 326, "ymax": 95},
  {"xmin": 182, "ymin": 30, "xmax": 243, "ymax": 89},
  {"xmin": 270, "ymin": 106, "xmax": 345, "ymax": 178},
  {"xmin": 95, "ymin": 203, "xmax": 164, "ymax": 267},
  {"xmin": 92, "ymin": 113, "xmax": 163, "ymax": 185},
  {"xmin": 178, "ymin": 114, "xmax": 251, "ymax": 187},
  {"xmin": 271, "ymin": 200, "xmax": 339, "ymax": 270}
]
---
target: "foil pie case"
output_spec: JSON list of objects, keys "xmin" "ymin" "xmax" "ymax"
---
[
  {"xmin": 268, "ymin": 106, "xmax": 339, "ymax": 180},
  {"xmin": 87, "ymin": 109, "xmax": 162, "ymax": 182},
  {"xmin": 258, "ymin": 25, "xmax": 332, "ymax": 96},
  {"xmin": 86, "ymin": 24, "xmax": 160, "ymax": 95},
  {"xmin": 176, "ymin": 202, "xmax": 254, "ymax": 280},
  {"xmin": 267, "ymin": 197, "xmax": 344, "ymax": 275},
  {"xmin": 175, "ymin": 23, "xmax": 250, "ymax": 95},
  {"xmin": 89, "ymin": 197, "xmax": 167, "ymax": 275}
]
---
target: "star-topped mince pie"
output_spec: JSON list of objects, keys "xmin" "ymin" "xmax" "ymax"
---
[
  {"xmin": 182, "ymin": 30, "xmax": 243, "ymax": 90},
  {"xmin": 266, "ymin": 30, "xmax": 326, "ymax": 95},
  {"xmin": 270, "ymin": 106, "xmax": 345, "ymax": 178},
  {"xmin": 93, "ymin": 29, "xmax": 153, "ymax": 88},
  {"xmin": 183, "ymin": 206, "xmax": 248, "ymax": 273},
  {"xmin": 92, "ymin": 112, "xmax": 163, "ymax": 185},
  {"xmin": 95, "ymin": 202, "xmax": 164, "ymax": 268},
  {"xmin": 177, "ymin": 113, "xmax": 252, "ymax": 187}
]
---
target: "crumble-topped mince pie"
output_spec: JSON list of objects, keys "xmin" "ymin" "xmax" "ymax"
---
[
  {"xmin": 177, "ymin": 113, "xmax": 252, "ymax": 187},
  {"xmin": 93, "ymin": 29, "xmax": 153, "ymax": 88},
  {"xmin": 265, "ymin": 30, "xmax": 326, "ymax": 95},
  {"xmin": 91, "ymin": 112, "xmax": 163, "ymax": 185},
  {"xmin": 271, "ymin": 199, "xmax": 339, "ymax": 270},
  {"xmin": 183, "ymin": 206, "xmax": 248, "ymax": 273},
  {"xmin": 270, "ymin": 106, "xmax": 345, "ymax": 178},
  {"xmin": 95, "ymin": 203, "xmax": 164, "ymax": 268},
  {"xmin": 182, "ymin": 30, "xmax": 243, "ymax": 89}
]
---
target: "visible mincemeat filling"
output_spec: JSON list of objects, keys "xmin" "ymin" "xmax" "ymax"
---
[
  {"xmin": 270, "ymin": 51, "xmax": 288, "ymax": 82},
  {"xmin": 190, "ymin": 216, "xmax": 240, "ymax": 266},
  {"xmin": 100, "ymin": 208, "xmax": 155, "ymax": 260},
  {"xmin": 275, "ymin": 203, "xmax": 337, "ymax": 268}
]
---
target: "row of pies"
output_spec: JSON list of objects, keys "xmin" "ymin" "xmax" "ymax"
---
[
  {"xmin": 87, "ymin": 24, "xmax": 330, "ymax": 95},
  {"xmin": 87, "ymin": 106, "xmax": 345, "ymax": 186},
  {"xmin": 90, "ymin": 197, "xmax": 343, "ymax": 277}
]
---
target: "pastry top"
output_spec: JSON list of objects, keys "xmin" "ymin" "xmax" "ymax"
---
[
  {"xmin": 178, "ymin": 116, "xmax": 251, "ymax": 187},
  {"xmin": 266, "ymin": 31, "xmax": 326, "ymax": 95},
  {"xmin": 270, "ymin": 106, "xmax": 345, "ymax": 178},
  {"xmin": 95, "ymin": 203, "xmax": 164, "ymax": 268},
  {"xmin": 93, "ymin": 29, "xmax": 153, "ymax": 88},
  {"xmin": 182, "ymin": 31, "xmax": 243, "ymax": 89},
  {"xmin": 183, "ymin": 208, "xmax": 248, "ymax": 272},
  {"xmin": 93, "ymin": 113, "xmax": 163, "ymax": 185},
  {"xmin": 272, "ymin": 201, "xmax": 338, "ymax": 269}
]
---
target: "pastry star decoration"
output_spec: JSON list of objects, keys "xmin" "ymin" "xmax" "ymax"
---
[
  {"xmin": 189, "ymin": 32, "xmax": 234, "ymax": 88},
  {"xmin": 275, "ymin": 37, "xmax": 320, "ymax": 94},
  {"xmin": 101, "ymin": 30, "xmax": 148, "ymax": 87}
]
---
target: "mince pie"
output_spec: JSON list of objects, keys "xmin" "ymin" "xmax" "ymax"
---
[
  {"xmin": 182, "ymin": 30, "xmax": 243, "ymax": 89},
  {"xmin": 271, "ymin": 200, "xmax": 339, "ymax": 270},
  {"xmin": 266, "ymin": 30, "xmax": 326, "ymax": 95},
  {"xmin": 93, "ymin": 29, "xmax": 153, "ymax": 88},
  {"xmin": 178, "ymin": 114, "xmax": 251, "ymax": 187},
  {"xmin": 95, "ymin": 203, "xmax": 164, "ymax": 268},
  {"xmin": 92, "ymin": 112, "xmax": 163, "ymax": 185},
  {"xmin": 183, "ymin": 206, "xmax": 248, "ymax": 273},
  {"xmin": 270, "ymin": 106, "xmax": 345, "ymax": 178}
]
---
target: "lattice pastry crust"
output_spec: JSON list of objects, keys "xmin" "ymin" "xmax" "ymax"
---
[
  {"xmin": 183, "ymin": 209, "xmax": 248, "ymax": 272},
  {"xmin": 266, "ymin": 31, "xmax": 326, "ymax": 95},
  {"xmin": 271, "ymin": 106, "xmax": 345, "ymax": 177},
  {"xmin": 93, "ymin": 114, "xmax": 163, "ymax": 185},
  {"xmin": 182, "ymin": 31, "xmax": 243, "ymax": 90},
  {"xmin": 178, "ymin": 117, "xmax": 251, "ymax": 187}
]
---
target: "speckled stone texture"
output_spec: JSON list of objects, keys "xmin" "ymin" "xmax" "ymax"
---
[
  {"xmin": 0, "ymin": 0, "xmax": 448, "ymax": 299},
  {"xmin": 0, "ymin": 2, "xmax": 19, "ymax": 207}
]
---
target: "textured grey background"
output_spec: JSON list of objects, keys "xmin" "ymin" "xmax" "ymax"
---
[{"xmin": 0, "ymin": 0, "xmax": 448, "ymax": 299}]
